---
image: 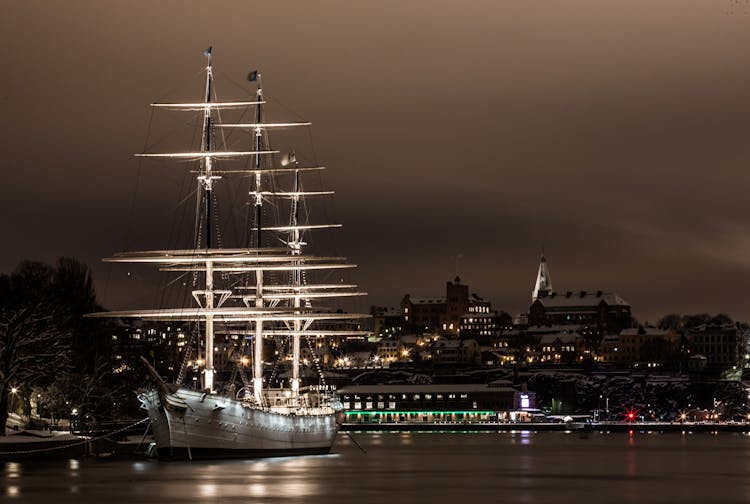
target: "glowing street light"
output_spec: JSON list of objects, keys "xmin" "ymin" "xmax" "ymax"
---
[{"xmin": 8, "ymin": 387, "xmax": 20, "ymax": 413}]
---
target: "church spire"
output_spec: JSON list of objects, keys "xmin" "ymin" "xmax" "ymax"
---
[{"xmin": 532, "ymin": 250, "xmax": 553, "ymax": 302}]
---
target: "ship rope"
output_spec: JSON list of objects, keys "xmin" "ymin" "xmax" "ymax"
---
[
  {"xmin": 304, "ymin": 334, "xmax": 326, "ymax": 386},
  {"xmin": 237, "ymin": 362, "xmax": 252, "ymax": 391},
  {"xmin": 209, "ymin": 191, "xmax": 231, "ymax": 282},
  {"xmin": 268, "ymin": 335, "xmax": 289, "ymax": 386},
  {"xmin": 227, "ymin": 344, "xmax": 241, "ymax": 386},
  {"xmin": 193, "ymin": 197, "xmax": 204, "ymax": 256},
  {"xmin": 211, "ymin": 191, "xmax": 223, "ymax": 250},
  {"xmin": 228, "ymin": 337, "xmax": 252, "ymax": 390},
  {"xmin": 176, "ymin": 323, "xmax": 200, "ymax": 386},
  {"xmin": 211, "ymin": 85, "xmax": 230, "ymax": 157}
]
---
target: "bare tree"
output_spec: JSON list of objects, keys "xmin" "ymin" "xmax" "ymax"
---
[
  {"xmin": 0, "ymin": 260, "xmax": 89, "ymax": 435},
  {"xmin": 0, "ymin": 305, "xmax": 71, "ymax": 435}
]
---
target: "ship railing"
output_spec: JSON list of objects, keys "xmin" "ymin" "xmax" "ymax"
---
[
  {"xmin": 296, "ymin": 387, "xmax": 340, "ymax": 408},
  {"xmin": 236, "ymin": 386, "xmax": 269, "ymax": 409},
  {"xmin": 241, "ymin": 387, "xmax": 340, "ymax": 415}
]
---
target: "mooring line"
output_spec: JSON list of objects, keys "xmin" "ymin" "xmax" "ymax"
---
[{"xmin": 345, "ymin": 431, "xmax": 367, "ymax": 454}]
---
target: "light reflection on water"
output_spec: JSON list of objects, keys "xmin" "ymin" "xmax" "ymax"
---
[
  {"xmin": 6, "ymin": 461, "xmax": 19, "ymax": 478},
  {"xmin": 3, "ymin": 433, "xmax": 750, "ymax": 503}
]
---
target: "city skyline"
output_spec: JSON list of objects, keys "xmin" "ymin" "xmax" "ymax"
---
[{"xmin": 3, "ymin": 1, "xmax": 750, "ymax": 323}]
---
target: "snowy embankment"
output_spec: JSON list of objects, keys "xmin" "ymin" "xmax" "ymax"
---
[{"xmin": 1, "ymin": 414, "xmax": 87, "ymax": 460}]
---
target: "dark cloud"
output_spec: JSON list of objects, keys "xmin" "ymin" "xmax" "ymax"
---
[{"xmin": 3, "ymin": 0, "xmax": 750, "ymax": 322}]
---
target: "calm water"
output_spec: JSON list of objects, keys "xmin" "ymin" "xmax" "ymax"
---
[{"xmin": 5, "ymin": 432, "xmax": 750, "ymax": 503}]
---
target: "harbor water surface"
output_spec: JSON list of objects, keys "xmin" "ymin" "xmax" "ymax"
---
[{"xmin": 5, "ymin": 431, "xmax": 750, "ymax": 503}]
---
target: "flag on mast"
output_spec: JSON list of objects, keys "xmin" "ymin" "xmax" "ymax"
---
[
  {"xmin": 248, "ymin": 70, "xmax": 258, "ymax": 82},
  {"xmin": 203, "ymin": 46, "xmax": 212, "ymax": 58}
]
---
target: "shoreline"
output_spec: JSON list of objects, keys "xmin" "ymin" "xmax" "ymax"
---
[{"xmin": 341, "ymin": 421, "xmax": 750, "ymax": 433}]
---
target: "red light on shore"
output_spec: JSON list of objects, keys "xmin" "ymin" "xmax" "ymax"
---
[{"xmin": 624, "ymin": 407, "xmax": 639, "ymax": 422}]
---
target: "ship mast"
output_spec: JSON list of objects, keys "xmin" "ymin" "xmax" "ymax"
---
[
  {"xmin": 91, "ymin": 52, "xmax": 371, "ymax": 406},
  {"xmin": 252, "ymin": 74, "xmax": 265, "ymax": 404},
  {"xmin": 201, "ymin": 48, "xmax": 217, "ymax": 392},
  {"xmin": 290, "ymin": 164, "xmax": 303, "ymax": 397}
]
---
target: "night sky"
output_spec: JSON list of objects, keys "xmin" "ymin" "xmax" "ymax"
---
[{"xmin": 3, "ymin": 1, "xmax": 750, "ymax": 323}]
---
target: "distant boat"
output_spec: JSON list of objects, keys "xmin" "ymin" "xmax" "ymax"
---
[{"xmin": 90, "ymin": 50, "xmax": 368, "ymax": 459}]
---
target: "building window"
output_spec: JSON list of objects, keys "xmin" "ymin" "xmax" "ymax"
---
[{"xmin": 520, "ymin": 394, "xmax": 530, "ymax": 409}]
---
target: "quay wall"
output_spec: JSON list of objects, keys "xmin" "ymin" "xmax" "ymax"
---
[{"xmin": 341, "ymin": 422, "xmax": 750, "ymax": 433}]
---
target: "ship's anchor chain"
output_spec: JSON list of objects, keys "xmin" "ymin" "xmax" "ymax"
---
[{"xmin": 304, "ymin": 334, "xmax": 326, "ymax": 386}]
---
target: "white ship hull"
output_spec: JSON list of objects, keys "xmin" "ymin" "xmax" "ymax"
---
[{"xmin": 139, "ymin": 388, "xmax": 343, "ymax": 459}]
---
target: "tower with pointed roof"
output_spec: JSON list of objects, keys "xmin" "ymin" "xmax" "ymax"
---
[
  {"xmin": 532, "ymin": 252, "xmax": 553, "ymax": 302},
  {"xmin": 527, "ymin": 250, "xmax": 632, "ymax": 334}
]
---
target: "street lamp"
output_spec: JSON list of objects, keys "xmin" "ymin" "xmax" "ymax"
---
[{"xmin": 9, "ymin": 387, "xmax": 20, "ymax": 414}]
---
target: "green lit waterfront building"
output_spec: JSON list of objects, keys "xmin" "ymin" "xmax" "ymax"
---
[{"xmin": 339, "ymin": 383, "xmax": 536, "ymax": 424}]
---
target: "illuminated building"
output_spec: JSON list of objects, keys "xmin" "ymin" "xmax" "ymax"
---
[
  {"xmin": 539, "ymin": 332, "xmax": 579, "ymax": 364},
  {"xmin": 459, "ymin": 300, "xmax": 510, "ymax": 340},
  {"xmin": 371, "ymin": 306, "xmax": 405, "ymax": 337},
  {"xmin": 401, "ymin": 277, "xmax": 495, "ymax": 335},
  {"xmin": 339, "ymin": 383, "xmax": 535, "ymax": 423},
  {"xmin": 598, "ymin": 327, "xmax": 679, "ymax": 366},
  {"xmin": 686, "ymin": 322, "xmax": 743, "ymax": 369},
  {"xmin": 527, "ymin": 253, "xmax": 632, "ymax": 335},
  {"xmin": 432, "ymin": 338, "xmax": 481, "ymax": 365}
]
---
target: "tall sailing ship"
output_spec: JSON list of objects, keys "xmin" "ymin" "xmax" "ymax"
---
[{"xmin": 91, "ymin": 49, "xmax": 368, "ymax": 459}]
